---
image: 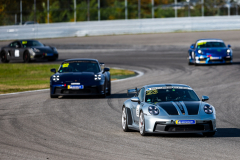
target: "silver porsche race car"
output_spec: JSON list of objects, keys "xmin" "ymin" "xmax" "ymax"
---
[{"xmin": 122, "ymin": 84, "xmax": 217, "ymax": 136}]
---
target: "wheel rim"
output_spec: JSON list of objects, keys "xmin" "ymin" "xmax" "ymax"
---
[
  {"xmin": 25, "ymin": 54, "xmax": 28, "ymax": 61},
  {"xmin": 139, "ymin": 112, "xmax": 144, "ymax": 134},
  {"xmin": 122, "ymin": 108, "xmax": 126, "ymax": 130}
]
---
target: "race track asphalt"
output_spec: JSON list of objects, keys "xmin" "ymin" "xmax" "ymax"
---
[{"xmin": 0, "ymin": 30, "xmax": 240, "ymax": 160}]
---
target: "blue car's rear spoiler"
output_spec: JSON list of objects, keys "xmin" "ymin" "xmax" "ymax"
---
[{"xmin": 127, "ymin": 88, "xmax": 140, "ymax": 96}]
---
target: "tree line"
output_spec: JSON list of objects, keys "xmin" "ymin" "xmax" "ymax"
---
[{"xmin": 0, "ymin": 0, "xmax": 238, "ymax": 25}]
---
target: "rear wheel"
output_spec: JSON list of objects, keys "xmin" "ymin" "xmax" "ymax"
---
[
  {"xmin": 23, "ymin": 51, "xmax": 31, "ymax": 63},
  {"xmin": 203, "ymin": 132, "xmax": 215, "ymax": 137},
  {"xmin": 1, "ymin": 51, "xmax": 9, "ymax": 63},
  {"xmin": 122, "ymin": 107, "xmax": 130, "ymax": 132}
]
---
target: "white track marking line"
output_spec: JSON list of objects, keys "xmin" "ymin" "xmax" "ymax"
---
[
  {"xmin": 0, "ymin": 89, "xmax": 50, "ymax": 96},
  {"xmin": 0, "ymin": 68, "xmax": 144, "ymax": 96},
  {"xmin": 111, "ymin": 68, "xmax": 144, "ymax": 83}
]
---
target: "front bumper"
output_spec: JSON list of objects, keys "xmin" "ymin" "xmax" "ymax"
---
[
  {"xmin": 191, "ymin": 55, "xmax": 232, "ymax": 64},
  {"xmin": 144, "ymin": 115, "xmax": 216, "ymax": 134},
  {"xmin": 50, "ymin": 84, "xmax": 105, "ymax": 96},
  {"xmin": 30, "ymin": 53, "xmax": 58, "ymax": 60}
]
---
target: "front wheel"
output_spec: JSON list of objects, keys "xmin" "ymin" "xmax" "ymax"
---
[
  {"xmin": 50, "ymin": 87, "xmax": 58, "ymax": 98},
  {"xmin": 23, "ymin": 51, "xmax": 31, "ymax": 63},
  {"xmin": 48, "ymin": 58, "xmax": 57, "ymax": 62},
  {"xmin": 1, "ymin": 51, "xmax": 9, "ymax": 63},
  {"xmin": 203, "ymin": 132, "xmax": 215, "ymax": 137},
  {"xmin": 139, "ymin": 111, "xmax": 147, "ymax": 136},
  {"xmin": 122, "ymin": 107, "xmax": 130, "ymax": 132},
  {"xmin": 100, "ymin": 82, "xmax": 106, "ymax": 98},
  {"xmin": 107, "ymin": 80, "xmax": 111, "ymax": 96}
]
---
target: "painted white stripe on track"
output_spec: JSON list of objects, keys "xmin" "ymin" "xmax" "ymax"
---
[{"xmin": 0, "ymin": 68, "xmax": 144, "ymax": 96}]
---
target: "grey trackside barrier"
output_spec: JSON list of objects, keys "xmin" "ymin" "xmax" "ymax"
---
[{"xmin": 0, "ymin": 16, "xmax": 240, "ymax": 40}]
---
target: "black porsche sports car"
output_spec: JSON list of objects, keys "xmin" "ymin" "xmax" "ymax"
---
[
  {"xmin": 0, "ymin": 40, "xmax": 58, "ymax": 63},
  {"xmin": 50, "ymin": 58, "xmax": 111, "ymax": 98}
]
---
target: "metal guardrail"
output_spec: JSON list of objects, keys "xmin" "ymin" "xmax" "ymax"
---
[{"xmin": 0, "ymin": 16, "xmax": 240, "ymax": 40}]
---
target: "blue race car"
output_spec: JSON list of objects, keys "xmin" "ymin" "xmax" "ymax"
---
[
  {"xmin": 188, "ymin": 39, "xmax": 232, "ymax": 65},
  {"xmin": 50, "ymin": 58, "xmax": 111, "ymax": 98}
]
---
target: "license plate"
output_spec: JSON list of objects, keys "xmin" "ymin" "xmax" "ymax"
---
[
  {"xmin": 68, "ymin": 85, "xmax": 84, "ymax": 89},
  {"xmin": 45, "ymin": 53, "xmax": 53, "ymax": 56},
  {"xmin": 175, "ymin": 120, "xmax": 196, "ymax": 125},
  {"xmin": 210, "ymin": 57, "xmax": 221, "ymax": 60}
]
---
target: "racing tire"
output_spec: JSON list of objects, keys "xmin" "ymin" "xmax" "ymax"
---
[
  {"xmin": 107, "ymin": 80, "xmax": 111, "ymax": 96},
  {"xmin": 50, "ymin": 88, "xmax": 58, "ymax": 98},
  {"xmin": 139, "ymin": 111, "xmax": 147, "ymax": 136},
  {"xmin": 202, "ymin": 132, "xmax": 215, "ymax": 137},
  {"xmin": 1, "ymin": 51, "xmax": 9, "ymax": 63},
  {"xmin": 122, "ymin": 107, "xmax": 130, "ymax": 132},
  {"xmin": 188, "ymin": 61, "xmax": 194, "ymax": 65},
  {"xmin": 23, "ymin": 51, "xmax": 31, "ymax": 63},
  {"xmin": 50, "ymin": 94, "xmax": 58, "ymax": 98},
  {"xmin": 100, "ymin": 82, "xmax": 106, "ymax": 98},
  {"xmin": 48, "ymin": 58, "xmax": 57, "ymax": 62}
]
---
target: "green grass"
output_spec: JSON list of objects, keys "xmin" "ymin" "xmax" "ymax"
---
[{"xmin": 0, "ymin": 64, "xmax": 136, "ymax": 94}]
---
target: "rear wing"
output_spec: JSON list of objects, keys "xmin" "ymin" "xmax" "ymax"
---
[{"xmin": 127, "ymin": 88, "xmax": 140, "ymax": 96}]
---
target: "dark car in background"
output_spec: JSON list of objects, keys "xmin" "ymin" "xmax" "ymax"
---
[
  {"xmin": 50, "ymin": 58, "xmax": 111, "ymax": 98},
  {"xmin": 0, "ymin": 39, "xmax": 58, "ymax": 63}
]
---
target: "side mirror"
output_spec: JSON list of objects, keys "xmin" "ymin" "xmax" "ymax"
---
[
  {"xmin": 202, "ymin": 95, "xmax": 209, "ymax": 102},
  {"xmin": 51, "ymin": 68, "xmax": 56, "ymax": 73},
  {"xmin": 190, "ymin": 44, "xmax": 195, "ymax": 49},
  {"xmin": 131, "ymin": 97, "xmax": 140, "ymax": 103},
  {"xmin": 103, "ymin": 67, "xmax": 110, "ymax": 72},
  {"xmin": 228, "ymin": 44, "xmax": 231, "ymax": 48}
]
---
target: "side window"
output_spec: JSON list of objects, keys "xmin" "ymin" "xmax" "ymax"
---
[
  {"xmin": 10, "ymin": 42, "xmax": 17, "ymax": 47},
  {"xmin": 138, "ymin": 88, "xmax": 145, "ymax": 102},
  {"xmin": 9, "ymin": 41, "xmax": 20, "ymax": 48}
]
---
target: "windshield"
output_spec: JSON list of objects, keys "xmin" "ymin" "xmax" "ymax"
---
[
  {"xmin": 21, "ymin": 40, "xmax": 44, "ymax": 47},
  {"xmin": 59, "ymin": 61, "xmax": 100, "ymax": 73},
  {"xmin": 145, "ymin": 88, "xmax": 200, "ymax": 103},
  {"xmin": 197, "ymin": 41, "xmax": 226, "ymax": 48}
]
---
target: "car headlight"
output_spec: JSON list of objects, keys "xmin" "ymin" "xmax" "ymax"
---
[
  {"xmin": 204, "ymin": 105, "xmax": 213, "ymax": 114},
  {"xmin": 29, "ymin": 48, "xmax": 35, "ymax": 55},
  {"xmin": 198, "ymin": 50, "xmax": 202, "ymax": 54},
  {"xmin": 33, "ymin": 48, "xmax": 40, "ymax": 52},
  {"xmin": 53, "ymin": 75, "xmax": 60, "ymax": 81},
  {"xmin": 227, "ymin": 49, "xmax": 231, "ymax": 55},
  {"xmin": 148, "ymin": 106, "xmax": 159, "ymax": 115},
  {"xmin": 94, "ymin": 74, "xmax": 101, "ymax": 80}
]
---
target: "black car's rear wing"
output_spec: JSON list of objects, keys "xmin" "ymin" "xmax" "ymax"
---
[{"xmin": 127, "ymin": 88, "xmax": 140, "ymax": 96}]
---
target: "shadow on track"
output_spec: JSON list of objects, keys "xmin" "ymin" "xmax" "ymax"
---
[
  {"xmin": 192, "ymin": 62, "xmax": 240, "ymax": 66},
  {"xmin": 57, "ymin": 93, "xmax": 134, "ymax": 99},
  {"xmin": 214, "ymin": 128, "xmax": 240, "ymax": 137},
  {"xmin": 132, "ymin": 128, "xmax": 240, "ymax": 138},
  {"xmin": 3, "ymin": 59, "xmax": 65, "ymax": 64}
]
